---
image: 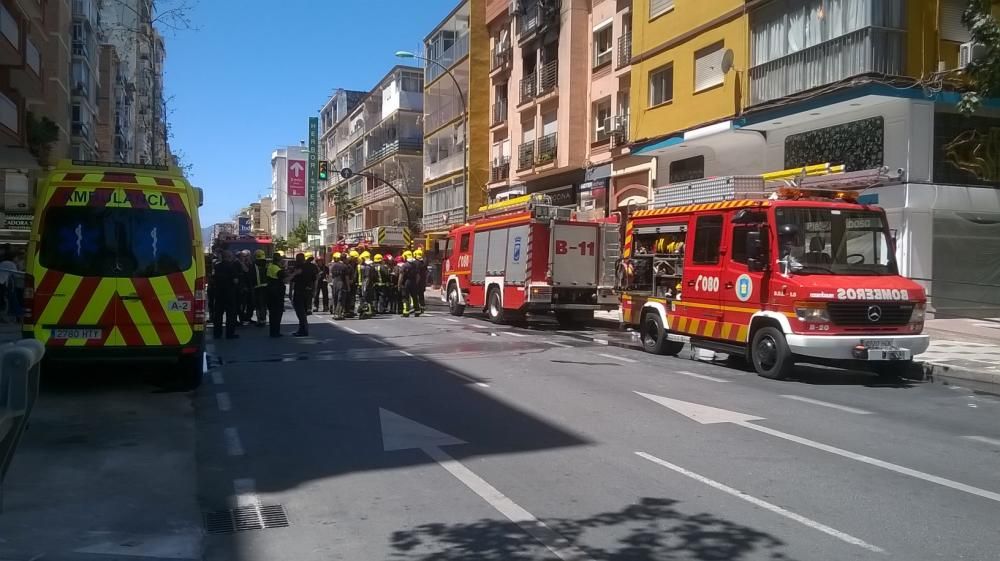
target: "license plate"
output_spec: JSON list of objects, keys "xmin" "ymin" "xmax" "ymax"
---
[
  {"xmin": 51, "ymin": 328, "xmax": 103, "ymax": 340},
  {"xmin": 867, "ymin": 349, "xmax": 911, "ymax": 361},
  {"xmin": 862, "ymin": 339, "xmax": 896, "ymax": 349}
]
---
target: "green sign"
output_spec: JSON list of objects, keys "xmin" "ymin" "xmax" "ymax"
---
[{"xmin": 308, "ymin": 116, "xmax": 319, "ymax": 233}]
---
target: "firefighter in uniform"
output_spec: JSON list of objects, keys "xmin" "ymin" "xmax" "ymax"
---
[
  {"xmin": 373, "ymin": 254, "xmax": 389, "ymax": 314},
  {"xmin": 329, "ymin": 252, "xmax": 350, "ymax": 320},
  {"xmin": 265, "ymin": 253, "xmax": 287, "ymax": 338},
  {"xmin": 398, "ymin": 250, "xmax": 416, "ymax": 318},
  {"xmin": 253, "ymin": 249, "xmax": 269, "ymax": 326},
  {"xmin": 355, "ymin": 251, "xmax": 374, "ymax": 318},
  {"xmin": 345, "ymin": 250, "xmax": 359, "ymax": 318},
  {"xmin": 212, "ymin": 250, "xmax": 241, "ymax": 339},
  {"xmin": 413, "ymin": 248, "xmax": 427, "ymax": 317}
]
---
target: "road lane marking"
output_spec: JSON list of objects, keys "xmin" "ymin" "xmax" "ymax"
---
[
  {"xmin": 780, "ymin": 395, "xmax": 872, "ymax": 415},
  {"xmin": 636, "ymin": 451, "xmax": 885, "ymax": 554},
  {"xmin": 343, "ymin": 326, "xmax": 361, "ymax": 334},
  {"xmin": 476, "ymin": 382, "xmax": 490, "ymax": 388},
  {"xmin": 211, "ymin": 371, "xmax": 224, "ymax": 385},
  {"xmin": 962, "ymin": 436, "xmax": 1000, "ymax": 447},
  {"xmin": 598, "ymin": 353, "xmax": 637, "ymax": 364},
  {"xmin": 233, "ymin": 478, "xmax": 261, "ymax": 508},
  {"xmin": 638, "ymin": 393, "xmax": 1000, "ymax": 504},
  {"xmin": 471, "ymin": 324, "xmax": 490, "ymax": 329},
  {"xmin": 216, "ymin": 392, "xmax": 232, "ymax": 412},
  {"xmin": 399, "ymin": 350, "xmax": 414, "ymax": 357},
  {"xmin": 593, "ymin": 339, "xmax": 610, "ymax": 345},
  {"xmin": 223, "ymin": 427, "xmax": 245, "ymax": 457},
  {"xmin": 544, "ymin": 341, "xmax": 571, "ymax": 348},
  {"xmin": 444, "ymin": 318, "xmax": 461, "ymax": 323},
  {"xmin": 674, "ymin": 370, "xmax": 730, "ymax": 383},
  {"xmin": 504, "ymin": 331, "xmax": 528, "ymax": 337},
  {"xmin": 445, "ymin": 369, "xmax": 488, "ymax": 387}
]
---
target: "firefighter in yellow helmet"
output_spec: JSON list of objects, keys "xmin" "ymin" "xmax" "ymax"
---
[
  {"xmin": 398, "ymin": 250, "xmax": 416, "ymax": 317},
  {"xmin": 345, "ymin": 250, "xmax": 360, "ymax": 318},
  {"xmin": 265, "ymin": 252, "xmax": 287, "ymax": 337},
  {"xmin": 372, "ymin": 253, "xmax": 390, "ymax": 314},
  {"xmin": 413, "ymin": 247, "xmax": 428, "ymax": 316},
  {"xmin": 329, "ymin": 251, "xmax": 350, "ymax": 320},
  {"xmin": 356, "ymin": 251, "xmax": 374, "ymax": 318}
]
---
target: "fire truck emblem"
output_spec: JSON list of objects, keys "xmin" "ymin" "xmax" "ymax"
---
[
  {"xmin": 735, "ymin": 274, "xmax": 753, "ymax": 302},
  {"xmin": 867, "ymin": 305, "xmax": 883, "ymax": 322},
  {"xmin": 512, "ymin": 236, "xmax": 522, "ymax": 262}
]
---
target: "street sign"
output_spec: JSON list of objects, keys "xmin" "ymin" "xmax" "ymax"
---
[
  {"xmin": 288, "ymin": 160, "xmax": 306, "ymax": 196},
  {"xmin": 238, "ymin": 216, "xmax": 251, "ymax": 235},
  {"xmin": 308, "ymin": 117, "xmax": 319, "ymax": 233},
  {"xmin": 340, "ymin": 167, "xmax": 353, "ymax": 180}
]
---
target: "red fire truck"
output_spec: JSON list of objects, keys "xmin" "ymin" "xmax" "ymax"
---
[
  {"xmin": 441, "ymin": 194, "xmax": 619, "ymax": 325},
  {"xmin": 213, "ymin": 234, "xmax": 275, "ymax": 257},
  {"xmin": 618, "ymin": 166, "xmax": 930, "ymax": 379}
]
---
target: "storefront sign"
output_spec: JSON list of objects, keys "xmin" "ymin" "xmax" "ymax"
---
[
  {"xmin": 936, "ymin": 112, "xmax": 1000, "ymax": 187},
  {"xmin": 308, "ymin": 117, "xmax": 320, "ymax": 232},
  {"xmin": 538, "ymin": 184, "xmax": 576, "ymax": 207},
  {"xmin": 3, "ymin": 213, "xmax": 33, "ymax": 231}
]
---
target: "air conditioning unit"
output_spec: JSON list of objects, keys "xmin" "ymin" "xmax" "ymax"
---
[
  {"xmin": 959, "ymin": 41, "xmax": 987, "ymax": 69},
  {"xmin": 509, "ymin": 0, "xmax": 521, "ymax": 16}
]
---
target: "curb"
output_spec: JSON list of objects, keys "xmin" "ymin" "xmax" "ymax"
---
[{"xmin": 920, "ymin": 361, "xmax": 1000, "ymax": 395}]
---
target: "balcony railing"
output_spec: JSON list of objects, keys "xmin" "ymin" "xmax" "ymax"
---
[
  {"xmin": 517, "ymin": 3, "xmax": 541, "ymax": 38},
  {"xmin": 426, "ymin": 33, "xmax": 469, "ymax": 83},
  {"xmin": 492, "ymin": 100, "xmax": 508, "ymax": 126},
  {"xmin": 749, "ymin": 26, "xmax": 905, "ymax": 106},
  {"xmin": 538, "ymin": 60, "xmax": 557, "ymax": 95},
  {"xmin": 423, "ymin": 209, "xmax": 466, "ymax": 231},
  {"xmin": 360, "ymin": 181, "xmax": 407, "ymax": 206},
  {"xmin": 519, "ymin": 72, "xmax": 536, "ymax": 104},
  {"xmin": 517, "ymin": 140, "xmax": 535, "ymax": 171},
  {"xmin": 611, "ymin": 114, "xmax": 630, "ymax": 146},
  {"xmin": 425, "ymin": 152, "xmax": 464, "ymax": 181},
  {"xmin": 492, "ymin": 45, "xmax": 512, "ymax": 71},
  {"xmin": 490, "ymin": 157, "xmax": 510, "ymax": 183},
  {"xmin": 366, "ymin": 137, "xmax": 421, "ymax": 166},
  {"xmin": 536, "ymin": 133, "xmax": 557, "ymax": 165},
  {"xmin": 617, "ymin": 32, "xmax": 632, "ymax": 69}
]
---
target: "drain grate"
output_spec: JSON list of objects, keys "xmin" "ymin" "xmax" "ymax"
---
[{"xmin": 204, "ymin": 504, "xmax": 289, "ymax": 535}]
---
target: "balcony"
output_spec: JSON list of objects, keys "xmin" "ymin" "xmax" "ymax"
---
[
  {"xmin": 1, "ymin": 3, "xmax": 20, "ymax": 67},
  {"xmin": 426, "ymin": 33, "xmax": 469, "ymax": 83},
  {"xmin": 749, "ymin": 26, "xmax": 905, "ymax": 106},
  {"xmin": 491, "ymin": 100, "xmax": 508, "ymax": 127},
  {"xmin": 71, "ymin": 121, "xmax": 92, "ymax": 140},
  {"xmin": 361, "ymin": 182, "xmax": 404, "ymax": 206},
  {"xmin": 423, "ymin": 210, "xmax": 465, "ymax": 232},
  {"xmin": 616, "ymin": 32, "xmax": 632, "ymax": 69},
  {"xmin": 536, "ymin": 133, "xmax": 556, "ymax": 165},
  {"xmin": 366, "ymin": 137, "xmax": 422, "ymax": 167},
  {"xmin": 517, "ymin": 140, "xmax": 534, "ymax": 171},
  {"xmin": 538, "ymin": 60, "xmax": 557, "ymax": 96},
  {"xmin": 490, "ymin": 157, "xmax": 510, "ymax": 183},
  {"xmin": 519, "ymin": 72, "xmax": 536, "ymax": 105},
  {"xmin": 425, "ymin": 152, "xmax": 464, "ymax": 181},
  {"xmin": 491, "ymin": 45, "xmax": 512, "ymax": 72},
  {"xmin": 517, "ymin": 3, "xmax": 541, "ymax": 39}
]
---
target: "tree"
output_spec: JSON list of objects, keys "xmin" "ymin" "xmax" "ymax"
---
[
  {"xmin": 331, "ymin": 183, "xmax": 356, "ymax": 236},
  {"xmin": 25, "ymin": 112, "xmax": 59, "ymax": 166},
  {"xmin": 286, "ymin": 221, "xmax": 310, "ymax": 248},
  {"xmin": 272, "ymin": 236, "xmax": 289, "ymax": 253},
  {"xmin": 959, "ymin": 0, "xmax": 1000, "ymax": 114}
]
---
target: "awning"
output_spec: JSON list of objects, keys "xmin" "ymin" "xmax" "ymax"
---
[{"xmin": 632, "ymin": 120, "xmax": 765, "ymax": 159}]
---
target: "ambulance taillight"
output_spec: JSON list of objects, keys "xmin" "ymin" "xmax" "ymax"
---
[
  {"xmin": 22, "ymin": 274, "xmax": 34, "ymax": 323},
  {"xmin": 193, "ymin": 277, "xmax": 206, "ymax": 323}
]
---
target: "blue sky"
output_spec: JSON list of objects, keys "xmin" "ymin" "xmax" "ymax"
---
[{"xmin": 163, "ymin": 0, "xmax": 458, "ymax": 226}]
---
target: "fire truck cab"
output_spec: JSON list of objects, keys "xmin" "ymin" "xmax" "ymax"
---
[
  {"xmin": 441, "ymin": 194, "xmax": 619, "ymax": 325},
  {"xmin": 619, "ymin": 167, "xmax": 930, "ymax": 379}
]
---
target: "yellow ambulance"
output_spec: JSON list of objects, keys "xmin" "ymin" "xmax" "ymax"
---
[{"xmin": 23, "ymin": 160, "xmax": 207, "ymax": 389}]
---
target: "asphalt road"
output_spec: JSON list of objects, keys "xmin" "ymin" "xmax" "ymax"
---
[{"xmin": 196, "ymin": 303, "xmax": 1000, "ymax": 561}]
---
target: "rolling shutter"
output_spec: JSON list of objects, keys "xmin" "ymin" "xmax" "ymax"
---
[
  {"xmin": 940, "ymin": 0, "xmax": 971, "ymax": 43},
  {"xmin": 694, "ymin": 43, "xmax": 726, "ymax": 92},
  {"xmin": 649, "ymin": 0, "xmax": 674, "ymax": 19}
]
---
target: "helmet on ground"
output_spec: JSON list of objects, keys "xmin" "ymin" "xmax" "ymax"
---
[
  {"xmin": 360, "ymin": 250, "xmax": 371, "ymax": 260},
  {"xmin": 402, "ymin": 250, "xmax": 413, "ymax": 259},
  {"xmin": 414, "ymin": 248, "xmax": 424, "ymax": 259},
  {"xmin": 254, "ymin": 249, "xmax": 265, "ymax": 259},
  {"xmin": 332, "ymin": 252, "xmax": 341, "ymax": 260},
  {"xmin": 373, "ymin": 254, "xmax": 383, "ymax": 262},
  {"xmin": 349, "ymin": 250, "xmax": 359, "ymax": 259}
]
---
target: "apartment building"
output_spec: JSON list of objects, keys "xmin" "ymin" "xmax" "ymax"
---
[
  {"xmin": 257, "ymin": 196, "xmax": 273, "ymax": 236},
  {"xmin": 626, "ymin": 0, "xmax": 1000, "ymax": 316},
  {"xmin": 69, "ymin": 0, "xmax": 100, "ymax": 159},
  {"xmin": 95, "ymin": 44, "xmax": 130, "ymax": 161},
  {"xmin": 327, "ymin": 66, "xmax": 424, "ymax": 247},
  {"xmin": 318, "ymin": 88, "xmax": 366, "ymax": 246},
  {"xmin": 271, "ymin": 144, "xmax": 310, "ymax": 238},
  {"xmin": 1, "ymin": 0, "xmax": 71, "ymax": 242},
  {"xmin": 420, "ymin": 0, "xmax": 490, "ymax": 238}
]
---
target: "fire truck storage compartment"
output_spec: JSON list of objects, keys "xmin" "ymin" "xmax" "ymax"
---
[
  {"xmin": 654, "ymin": 176, "xmax": 769, "ymax": 208},
  {"xmin": 486, "ymin": 229, "xmax": 509, "ymax": 276},
  {"xmin": 472, "ymin": 231, "xmax": 490, "ymax": 281},
  {"xmin": 504, "ymin": 225, "xmax": 530, "ymax": 284},
  {"xmin": 627, "ymin": 223, "xmax": 687, "ymax": 299},
  {"xmin": 551, "ymin": 223, "xmax": 600, "ymax": 287}
]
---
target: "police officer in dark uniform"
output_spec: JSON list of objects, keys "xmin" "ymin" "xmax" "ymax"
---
[
  {"xmin": 329, "ymin": 252, "xmax": 350, "ymax": 320},
  {"xmin": 413, "ymin": 248, "xmax": 427, "ymax": 317},
  {"xmin": 290, "ymin": 253, "xmax": 311, "ymax": 336},
  {"xmin": 212, "ymin": 250, "xmax": 241, "ymax": 339}
]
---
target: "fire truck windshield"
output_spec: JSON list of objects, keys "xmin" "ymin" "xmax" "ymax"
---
[{"xmin": 775, "ymin": 207, "xmax": 897, "ymax": 276}]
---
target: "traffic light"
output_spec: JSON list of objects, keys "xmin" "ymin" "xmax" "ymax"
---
[{"xmin": 318, "ymin": 160, "xmax": 329, "ymax": 181}]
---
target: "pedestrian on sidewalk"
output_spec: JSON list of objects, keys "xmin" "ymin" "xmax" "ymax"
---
[
  {"xmin": 212, "ymin": 250, "xmax": 241, "ymax": 340},
  {"xmin": 266, "ymin": 253, "xmax": 288, "ymax": 337},
  {"xmin": 290, "ymin": 253, "xmax": 310, "ymax": 336}
]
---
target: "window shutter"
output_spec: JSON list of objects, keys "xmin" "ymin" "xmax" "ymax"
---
[
  {"xmin": 649, "ymin": 0, "xmax": 673, "ymax": 19},
  {"xmin": 694, "ymin": 43, "xmax": 726, "ymax": 92},
  {"xmin": 940, "ymin": 0, "xmax": 971, "ymax": 43}
]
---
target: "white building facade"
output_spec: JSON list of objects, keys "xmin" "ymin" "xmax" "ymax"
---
[{"xmin": 271, "ymin": 145, "xmax": 310, "ymax": 239}]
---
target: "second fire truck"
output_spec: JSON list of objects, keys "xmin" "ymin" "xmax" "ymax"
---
[
  {"xmin": 441, "ymin": 194, "xmax": 619, "ymax": 325},
  {"xmin": 617, "ymin": 166, "xmax": 930, "ymax": 379}
]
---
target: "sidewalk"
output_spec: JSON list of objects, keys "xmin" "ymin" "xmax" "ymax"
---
[{"xmin": 593, "ymin": 308, "xmax": 1000, "ymax": 392}]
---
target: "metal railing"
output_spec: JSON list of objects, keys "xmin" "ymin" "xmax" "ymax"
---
[
  {"xmin": 366, "ymin": 138, "xmax": 422, "ymax": 166},
  {"xmin": 538, "ymin": 60, "xmax": 558, "ymax": 94},
  {"xmin": 749, "ymin": 26, "xmax": 905, "ymax": 106},
  {"xmin": 520, "ymin": 72, "xmax": 537, "ymax": 104},
  {"xmin": 517, "ymin": 3, "xmax": 541, "ymax": 37},
  {"xmin": 490, "ymin": 157, "xmax": 510, "ymax": 183},
  {"xmin": 617, "ymin": 32, "xmax": 632, "ymax": 69},
  {"xmin": 423, "ymin": 209, "xmax": 466, "ymax": 230},
  {"xmin": 517, "ymin": 140, "xmax": 535, "ymax": 171},
  {"xmin": 492, "ymin": 100, "xmax": 508, "ymax": 126},
  {"xmin": 426, "ymin": 33, "xmax": 469, "ymax": 83},
  {"xmin": 536, "ymin": 133, "xmax": 557, "ymax": 164},
  {"xmin": 492, "ymin": 45, "xmax": 512, "ymax": 71}
]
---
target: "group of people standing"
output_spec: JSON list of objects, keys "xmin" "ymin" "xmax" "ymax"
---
[{"xmin": 208, "ymin": 246, "xmax": 430, "ymax": 340}]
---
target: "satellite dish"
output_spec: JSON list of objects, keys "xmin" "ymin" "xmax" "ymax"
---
[{"xmin": 721, "ymin": 49, "xmax": 735, "ymax": 73}]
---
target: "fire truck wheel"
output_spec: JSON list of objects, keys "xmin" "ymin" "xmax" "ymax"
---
[
  {"xmin": 487, "ymin": 288, "xmax": 506, "ymax": 324},
  {"xmin": 641, "ymin": 313, "xmax": 681, "ymax": 355},
  {"xmin": 177, "ymin": 352, "xmax": 204, "ymax": 390},
  {"xmin": 751, "ymin": 327, "xmax": 794, "ymax": 379},
  {"xmin": 447, "ymin": 284, "xmax": 465, "ymax": 316}
]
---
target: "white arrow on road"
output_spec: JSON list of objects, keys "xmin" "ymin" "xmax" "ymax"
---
[
  {"xmin": 636, "ymin": 392, "xmax": 1000, "ymax": 504},
  {"xmin": 379, "ymin": 409, "xmax": 593, "ymax": 561}
]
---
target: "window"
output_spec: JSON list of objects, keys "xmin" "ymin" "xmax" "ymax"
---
[
  {"xmin": 693, "ymin": 215, "xmax": 723, "ymax": 264},
  {"xmin": 669, "ymin": 155, "xmax": 704, "ymax": 183},
  {"xmin": 649, "ymin": 64, "xmax": 673, "ymax": 106},
  {"xmin": 649, "ymin": 0, "xmax": 674, "ymax": 19},
  {"xmin": 72, "ymin": 104, "xmax": 81, "ymax": 124},
  {"xmin": 593, "ymin": 24, "xmax": 613, "ymax": 68},
  {"xmin": 694, "ymin": 42, "xmax": 726, "ymax": 92},
  {"xmin": 594, "ymin": 99, "xmax": 612, "ymax": 142},
  {"xmin": 940, "ymin": 0, "xmax": 972, "ymax": 43},
  {"xmin": 460, "ymin": 233, "xmax": 470, "ymax": 252},
  {"xmin": 731, "ymin": 227, "xmax": 751, "ymax": 264},
  {"xmin": 400, "ymin": 74, "xmax": 423, "ymax": 92}
]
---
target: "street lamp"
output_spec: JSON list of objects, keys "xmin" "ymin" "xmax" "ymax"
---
[{"xmin": 395, "ymin": 50, "xmax": 469, "ymax": 225}]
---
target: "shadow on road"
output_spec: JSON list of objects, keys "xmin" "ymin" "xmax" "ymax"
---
[{"xmin": 389, "ymin": 497, "xmax": 793, "ymax": 561}]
